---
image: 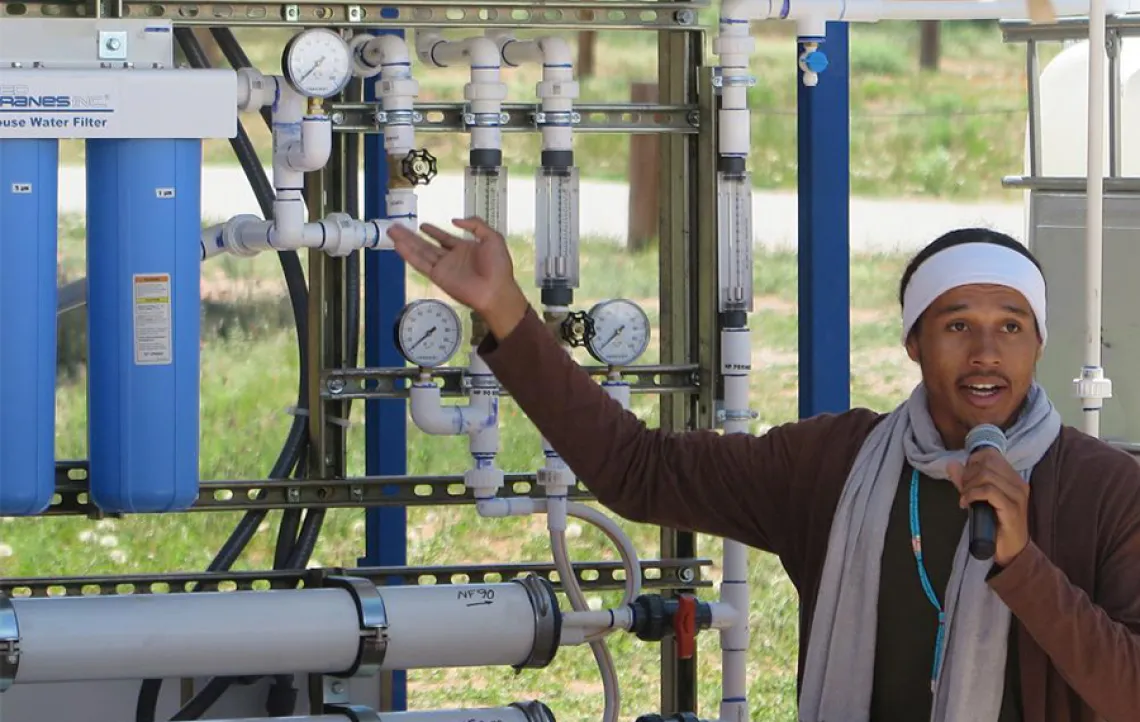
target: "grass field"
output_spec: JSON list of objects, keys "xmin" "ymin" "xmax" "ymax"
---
[
  {"xmin": 54, "ymin": 20, "xmax": 1050, "ymax": 201},
  {"xmin": 1, "ymin": 216, "xmax": 921, "ymax": 720}
]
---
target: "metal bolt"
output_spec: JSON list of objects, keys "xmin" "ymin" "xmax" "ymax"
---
[
  {"xmin": 351, "ymin": 486, "xmax": 364, "ymax": 501},
  {"xmin": 331, "ymin": 681, "xmax": 345, "ymax": 695},
  {"xmin": 105, "ymin": 37, "xmax": 122, "ymax": 51},
  {"xmin": 287, "ymin": 487, "xmax": 301, "ymax": 503},
  {"xmin": 677, "ymin": 567, "xmax": 696, "ymax": 584},
  {"xmin": 331, "ymin": 111, "xmax": 345, "ymax": 125},
  {"xmin": 687, "ymin": 110, "xmax": 700, "ymax": 127},
  {"xmin": 327, "ymin": 378, "xmax": 346, "ymax": 394},
  {"xmin": 674, "ymin": 9, "xmax": 694, "ymax": 24},
  {"xmin": 348, "ymin": 5, "xmax": 363, "ymax": 21}
]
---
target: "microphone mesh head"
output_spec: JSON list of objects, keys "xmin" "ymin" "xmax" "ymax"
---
[{"xmin": 966, "ymin": 423, "xmax": 1007, "ymax": 454}]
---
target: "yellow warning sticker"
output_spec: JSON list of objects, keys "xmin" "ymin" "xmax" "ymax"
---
[{"xmin": 133, "ymin": 273, "xmax": 173, "ymax": 365}]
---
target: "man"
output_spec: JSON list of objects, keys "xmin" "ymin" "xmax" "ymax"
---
[{"xmin": 389, "ymin": 218, "xmax": 1140, "ymax": 722}]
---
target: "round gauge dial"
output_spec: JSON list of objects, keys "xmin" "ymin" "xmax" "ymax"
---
[
  {"xmin": 586, "ymin": 299, "xmax": 651, "ymax": 366},
  {"xmin": 282, "ymin": 28, "xmax": 353, "ymax": 99},
  {"xmin": 395, "ymin": 299, "xmax": 462, "ymax": 368}
]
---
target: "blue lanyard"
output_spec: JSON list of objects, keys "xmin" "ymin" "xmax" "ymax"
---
[{"xmin": 909, "ymin": 467, "xmax": 946, "ymax": 691}]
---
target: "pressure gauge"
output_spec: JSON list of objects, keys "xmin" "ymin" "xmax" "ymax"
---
[
  {"xmin": 282, "ymin": 28, "xmax": 353, "ymax": 99},
  {"xmin": 586, "ymin": 299, "xmax": 651, "ymax": 366},
  {"xmin": 395, "ymin": 299, "xmax": 462, "ymax": 368}
]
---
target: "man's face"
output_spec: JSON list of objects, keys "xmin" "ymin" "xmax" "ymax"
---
[{"xmin": 905, "ymin": 282, "xmax": 1043, "ymax": 449}]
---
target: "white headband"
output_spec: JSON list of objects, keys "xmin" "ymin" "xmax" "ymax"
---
[{"xmin": 900, "ymin": 241, "xmax": 1047, "ymax": 346}]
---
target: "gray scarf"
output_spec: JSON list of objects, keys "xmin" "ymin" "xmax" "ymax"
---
[{"xmin": 798, "ymin": 382, "xmax": 1062, "ymax": 722}]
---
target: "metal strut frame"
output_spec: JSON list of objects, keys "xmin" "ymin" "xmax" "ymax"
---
[{"xmin": 4, "ymin": 0, "xmax": 716, "ymax": 718}]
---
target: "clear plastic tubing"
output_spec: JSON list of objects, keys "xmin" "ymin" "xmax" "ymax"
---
[
  {"xmin": 535, "ymin": 166, "xmax": 580, "ymax": 291},
  {"xmin": 717, "ymin": 169, "xmax": 753, "ymax": 313},
  {"xmin": 464, "ymin": 165, "xmax": 508, "ymax": 236}
]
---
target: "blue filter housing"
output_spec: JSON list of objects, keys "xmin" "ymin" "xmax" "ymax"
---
[
  {"xmin": 0, "ymin": 139, "xmax": 60, "ymax": 515},
  {"xmin": 86, "ymin": 138, "xmax": 201, "ymax": 513}
]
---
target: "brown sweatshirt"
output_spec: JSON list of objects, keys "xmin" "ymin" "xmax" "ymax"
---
[{"xmin": 478, "ymin": 305, "xmax": 1140, "ymax": 722}]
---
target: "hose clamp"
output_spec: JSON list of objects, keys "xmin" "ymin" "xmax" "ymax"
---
[
  {"xmin": 463, "ymin": 107, "xmax": 508, "ymax": 127},
  {"xmin": 711, "ymin": 70, "xmax": 757, "ymax": 90},
  {"xmin": 326, "ymin": 704, "xmax": 382, "ymax": 722},
  {"xmin": 511, "ymin": 700, "xmax": 557, "ymax": 722},
  {"xmin": 0, "ymin": 595, "xmax": 18, "ymax": 693},
  {"xmin": 721, "ymin": 408, "xmax": 757, "ymax": 422},
  {"xmin": 510, "ymin": 575, "xmax": 561, "ymax": 670},
  {"xmin": 324, "ymin": 576, "xmax": 389, "ymax": 677},
  {"xmin": 374, "ymin": 109, "xmax": 416, "ymax": 127},
  {"xmin": 533, "ymin": 110, "xmax": 579, "ymax": 127}
]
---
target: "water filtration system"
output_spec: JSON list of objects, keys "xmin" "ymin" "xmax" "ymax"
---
[
  {"xmin": 0, "ymin": 0, "xmax": 1126, "ymax": 721},
  {"xmin": 0, "ymin": 137, "xmax": 57, "ymax": 516}
]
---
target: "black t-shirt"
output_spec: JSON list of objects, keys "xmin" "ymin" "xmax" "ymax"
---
[{"xmin": 869, "ymin": 464, "xmax": 1022, "ymax": 721}]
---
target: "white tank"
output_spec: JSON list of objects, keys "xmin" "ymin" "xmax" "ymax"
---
[{"xmin": 1032, "ymin": 38, "xmax": 1140, "ymax": 177}]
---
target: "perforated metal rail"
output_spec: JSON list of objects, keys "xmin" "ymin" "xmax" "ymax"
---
[
  {"xmin": 4, "ymin": 0, "xmax": 706, "ymax": 29},
  {"xmin": 51, "ymin": 463, "xmax": 599, "ymax": 516},
  {"xmin": 330, "ymin": 102, "xmax": 700, "ymax": 134},
  {"xmin": 0, "ymin": 559, "xmax": 711, "ymax": 598}
]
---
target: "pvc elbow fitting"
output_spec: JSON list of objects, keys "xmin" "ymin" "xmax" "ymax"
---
[
  {"xmin": 536, "ymin": 36, "xmax": 573, "ymax": 67},
  {"xmin": 286, "ymin": 116, "xmax": 332, "ymax": 172}
]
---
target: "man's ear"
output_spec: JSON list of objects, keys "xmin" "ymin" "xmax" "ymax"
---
[{"xmin": 906, "ymin": 334, "xmax": 920, "ymax": 364}]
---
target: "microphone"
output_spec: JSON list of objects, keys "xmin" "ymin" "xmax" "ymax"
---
[{"xmin": 965, "ymin": 423, "xmax": 1006, "ymax": 561}]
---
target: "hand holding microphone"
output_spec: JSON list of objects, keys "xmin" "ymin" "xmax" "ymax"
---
[{"xmin": 947, "ymin": 424, "xmax": 1031, "ymax": 566}]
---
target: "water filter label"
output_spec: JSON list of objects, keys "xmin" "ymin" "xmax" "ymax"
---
[{"xmin": 132, "ymin": 273, "xmax": 173, "ymax": 366}]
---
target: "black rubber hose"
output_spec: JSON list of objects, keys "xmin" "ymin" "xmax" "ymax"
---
[
  {"xmin": 160, "ymin": 27, "xmax": 367, "ymax": 722},
  {"xmin": 209, "ymin": 26, "xmax": 315, "ymax": 578},
  {"xmin": 135, "ymin": 28, "xmax": 312, "ymax": 722}
]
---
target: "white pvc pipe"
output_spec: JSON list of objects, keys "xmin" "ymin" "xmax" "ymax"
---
[
  {"xmin": 409, "ymin": 380, "xmax": 495, "ymax": 436},
  {"xmin": 353, "ymin": 33, "xmax": 419, "ymax": 157},
  {"xmin": 208, "ymin": 717, "xmax": 351, "ymax": 722},
  {"xmin": 563, "ymin": 608, "xmax": 635, "ymax": 631},
  {"xmin": 349, "ymin": 33, "xmax": 422, "ymax": 234},
  {"xmin": 415, "ymin": 31, "xmax": 506, "ymax": 152},
  {"xmin": 235, "ymin": 66, "xmax": 277, "ymax": 113},
  {"xmin": 601, "ymin": 376, "xmax": 632, "ymax": 410},
  {"xmin": 365, "ymin": 706, "xmax": 551, "ymax": 722},
  {"xmin": 11, "ymin": 589, "xmax": 362, "ymax": 683},
  {"xmin": 719, "ymin": 328, "xmax": 752, "ymax": 722},
  {"xmin": 408, "ymin": 355, "xmax": 504, "ymax": 499},
  {"xmin": 497, "ymin": 35, "xmax": 578, "ymax": 152},
  {"xmin": 1084, "ymin": 0, "xmax": 1109, "ymax": 437},
  {"xmin": 260, "ymin": 76, "xmax": 332, "ymax": 248},
  {"xmin": 9, "ymin": 582, "xmax": 547, "ymax": 685},
  {"xmin": 209, "ymin": 704, "xmax": 553, "ymax": 722},
  {"xmin": 377, "ymin": 582, "xmax": 540, "ymax": 669},
  {"xmin": 712, "ymin": 15, "xmax": 754, "ymax": 158},
  {"xmin": 200, "ymin": 214, "xmax": 394, "ymax": 260}
]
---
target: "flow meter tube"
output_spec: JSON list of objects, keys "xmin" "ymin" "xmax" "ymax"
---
[
  {"xmin": 717, "ymin": 170, "xmax": 753, "ymax": 313},
  {"xmin": 464, "ymin": 166, "xmax": 508, "ymax": 236},
  {"xmin": 535, "ymin": 166, "xmax": 580, "ymax": 290}
]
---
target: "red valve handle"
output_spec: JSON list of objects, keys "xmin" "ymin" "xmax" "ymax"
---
[{"xmin": 674, "ymin": 594, "xmax": 697, "ymax": 660}]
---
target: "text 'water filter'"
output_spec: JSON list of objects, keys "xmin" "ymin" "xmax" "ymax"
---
[
  {"xmin": 86, "ymin": 138, "xmax": 202, "ymax": 513},
  {"xmin": 0, "ymin": 139, "xmax": 59, "ymax": 515}
]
